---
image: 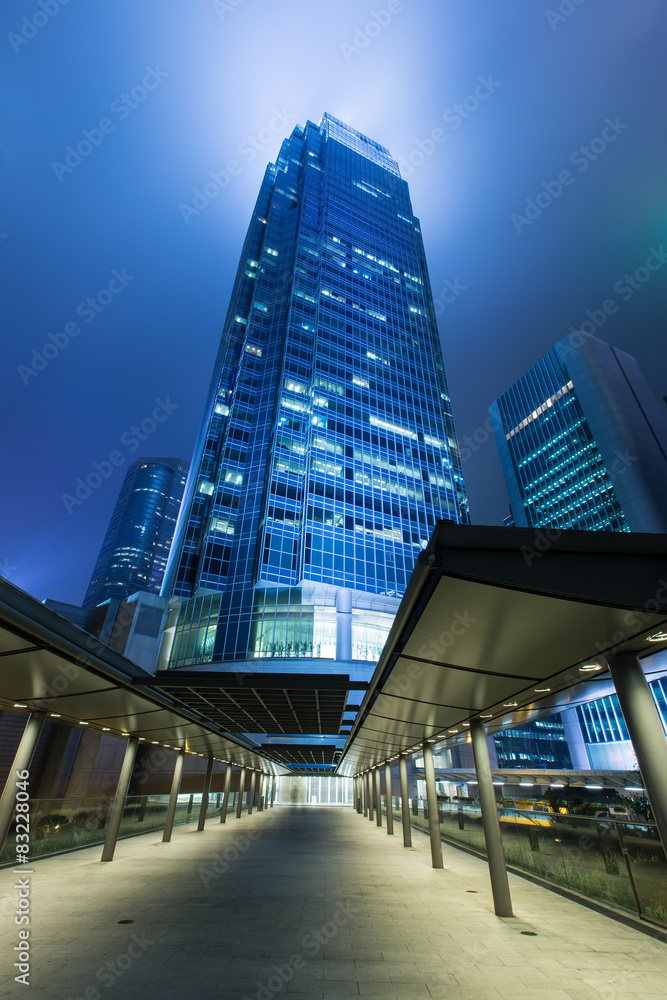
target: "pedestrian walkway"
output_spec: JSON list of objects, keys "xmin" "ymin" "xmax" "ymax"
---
[{"xmin": 1, "ymin": 806, "xmax": 666, "ymax": 999}]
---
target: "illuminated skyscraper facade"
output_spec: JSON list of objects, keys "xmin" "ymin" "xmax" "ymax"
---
[
  {"xmin": 84, "ymin": 457, "xmax": 188, "ymax": 609},
  {"xmin": 162, "ymin": 114, "xmax": 468, "ymax": 671},
  {"xmin": 490, "ymin": 335, "xmax": 667, "ymax": 533}
]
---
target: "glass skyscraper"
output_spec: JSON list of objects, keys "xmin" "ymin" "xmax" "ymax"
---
[
  {"xmin": 84, "ymin": 457, "xmax": 189, "ymax": 609},
  {"xmin": 489, "ymin": 334, "xmax": 667, "ymax": 533},
  {"xmin": 161, "ymin": 114, "xmax": 468, "ymax": 672}
]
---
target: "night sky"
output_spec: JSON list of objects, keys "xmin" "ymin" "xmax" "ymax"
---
[{"xmin": 2, "ymin": 0, "xmax": 666, "ymax": 605}]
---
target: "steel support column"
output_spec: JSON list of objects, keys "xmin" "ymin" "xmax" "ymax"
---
[
  {"xmin": 399, "ymin": 754, "xmax": 412, "ymax": 848},
  {"xmin": 101, "ymin": 736, "xmax": 139, "ymax": 863},
  {"xmin": 607, "ymin": 652, "xmax": 667, "ymax": 855},
  {"xmin": 470, "ymin": 720, "xmax": 513, "ymax": 916},
  {"xmin": 197, "ymin": 756, "xmax": 214, "ymax": 831},
  {"xmin": 422, "ymin": 742, "xmax": 443, "ymax": 869},
  {"xmin": 220, "ymin": 763, "xmax": 233, "ymax": 823},
  {"xmin": 248, "ymin": 770, "xmax": 256, "ymax": 815},
  {"xmin": 0, "ymin": 711, "xmax": 47, "ymax": 854},
  {"xmin": 236, "ymin": 766, "xmax": 246, "ymax": 818},
  {"xmin": 375, "ymin": 767, "xmax": 383, "ymax": 827},
  {"xmin": 367, "ymin": 772, "xmax": 374, "ymax": 822},
  {"xmin": 162, "ymin": 748, "xmax": 185, "ymax": 843},
  {"xmin": 385, "ymin": 763, "xmax": 394, "ymax": 835},
  {"xmin": 258, "ymin": 773, "xmax": 265, "ymax": 811}
]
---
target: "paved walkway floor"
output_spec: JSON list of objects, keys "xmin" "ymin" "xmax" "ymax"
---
[{"xmin": 1, "ymin": 805, "xmax": 666, "ymax": 999}]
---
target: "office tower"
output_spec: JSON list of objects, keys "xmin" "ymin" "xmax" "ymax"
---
[
  {"xmin": 83, "ymin": 457, "xmax": 189, "ymax": 609},
  {"xmin": 161, "ymin": 113, "xmax": 468, "ymax": 671},
  {"xmin": 489, "ymin": 334, "xmax": 667, "ymax": 532},
  {"xmin": 492, "ymin": 715, "xmax": 573, "ymax": 770}
]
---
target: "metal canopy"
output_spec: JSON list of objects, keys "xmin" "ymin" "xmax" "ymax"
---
[
  {"xmin": 141, "ymin": 672, "xmax": 366, "ymax": 737},
  {"xmin": 0, "ymin": 579, "xmax": 289, "ymax": 773},
  {"xmin": 339, "ymin": 523, "xmax": 667, "ymax": 776}
]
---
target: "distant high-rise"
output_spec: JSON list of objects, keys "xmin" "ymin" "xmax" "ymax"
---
[
  {"xmin": 161, "ymin": 113, "xmax": 468, "ymax": 671},
  {"xmin": 84, "ymin": 457, "xmax": 188, "ymax": 609},
  {"xmin": 489, "ymin": 334, "xmax": 667, "ymax": 533}
]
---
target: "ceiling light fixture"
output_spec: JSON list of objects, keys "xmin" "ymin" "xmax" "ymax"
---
[{"xmin": 579, "ymin": 664, "xmax": 601, "ymax": 672}]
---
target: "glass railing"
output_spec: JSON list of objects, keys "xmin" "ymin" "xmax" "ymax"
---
[
  {"xmin": 389, "ymin": 797, "xmax": 666, "ymax": 927},
  {"xmin": 0, "ymin": 791, "xmax": 243, "ymax": 865}
]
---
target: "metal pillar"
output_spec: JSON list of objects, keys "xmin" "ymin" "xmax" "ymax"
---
[
  {"xmin": 385, "ymin": 763, "xmax": 394, "ymax": 835},
  {"xmin": 101, "ymin": 737, "xmax": 139, "ymax": 862},
  {"xmin": 367, "ymin": 772, "xmax": 374, "ymax": 821},
  {"xmin": 0, "ymin": 711, "xmax": 47, "ymax": 853},
  {"xmin": 356, "ymin": 776, "xmax": 362, "ymax": 813},
  {"xmin": 220, "ymin": 763, "xmax": 233, "ymax": 823},
  {"xmin": 197, "ymin": 756, "xmax": 214, "ymax": 831},
  {"xmin": 270, "ymin": 777, "xmax": 276, "ymax": 806},
  {"xmin": 162, "ymin": 749, "xmax": 185, "ymax": 842},
  {"xmin": 470, "ymin": 720, "xmax": 513, "ymax": 916},
  {"xmin": 248, "ymin": 770, "xmax": 256, "ymax": 815},
  {"xmin": 422, "ymin": 742, "xmax": 443, "ymax": 869},
  {"xmin": 375, "ymin": 767, "xmax": 383, "ymax": 827},
  {"xmin": 362, "ymin": 775, "xmax": 368, "ymax": 816},
  {"xmin": 236, "ymin": 766, "xmax": 246, "ymax": 818},
  {"xmin": 258, "ymin": 772, "xmax": 264, "ymax": 811},
  {"xmin": 607, "ymin": 652, "xmax": 667, "ymax": 855},
  {"xmin": 399, "ymin": 754, "xmax": 412, "ymax": 847}
]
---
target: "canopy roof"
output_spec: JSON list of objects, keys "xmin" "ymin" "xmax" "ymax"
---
[{"xmin": 339, "ymin": 523, "xmax": 667, "ymax": 776}]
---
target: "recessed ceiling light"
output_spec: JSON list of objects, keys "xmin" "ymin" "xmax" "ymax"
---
[
  {"xmin": 480, "ymin": 714, "xmax": 493, "ymax": 718},
  {"xmin": 586, "ymin": 785, "xmax": 603, "ymax": 790},
  {"xmin": 647, "ymin": 631, "xmax": 667, "ymax": 642},
  {"xmin": 79, "ymin": 721, "xmax": 89, "ymax": 725},
  {"xmin": 462, "ymin": 723, "xmax": 470, "ymax": 727},
  {"xmin": 448, "ymin": 729, "xmax": 459, "ymax": 733},
  {"xmin": 493, "ymin": 781, "xmax": 504, "ymax": 786},
  {"xmin": 519, "ymin": 782, "xmax": 534, "ymax": 787},
  {"xmin": 579, "ymin": 664, "xmax": 601, "ymax": 672},
  {"xmin": 550, "ymin": 783, "xmax": 565, "ymax": 788},
  {"xmin": 102, "ymin": 727, "xmax": 110, "ymax": 731},
  {"xmin": 534, "ymin": 687, "xmax": 551, "ymax": 693},
  {"xmin": 14, "ymin": 703, "xmax": 28, "ymax": 709},
  {"xmin": 503, "ymin": 702, "xmax": 518, "ymax": 707},
  {"xmin": 50, "ymin": 713, "xmax": 61, "ymax": 717}
]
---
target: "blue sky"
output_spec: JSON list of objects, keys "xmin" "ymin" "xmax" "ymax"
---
[{"xmin": 2, "ymin": 0, "xmax": 666, "ymax": 603}]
